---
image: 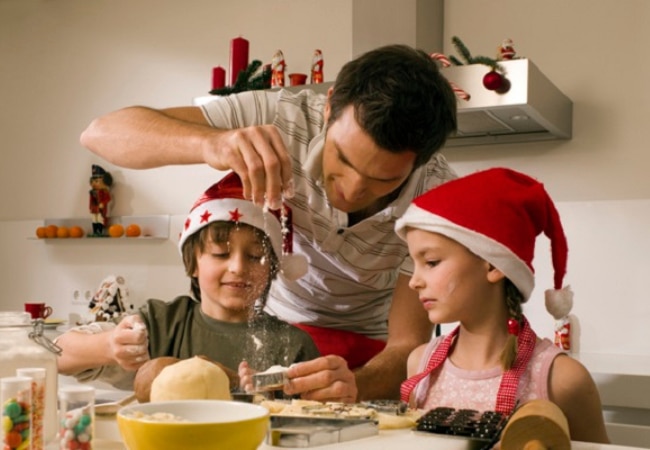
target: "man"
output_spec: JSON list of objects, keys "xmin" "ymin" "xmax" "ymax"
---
[{"xmin": 80, "ymin": 44, "xmax": 458, "ymax": 401}]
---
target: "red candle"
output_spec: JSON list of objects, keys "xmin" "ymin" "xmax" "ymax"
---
[
  {"xmin": 211, "ymin": 66, "xmax": 225, "ymax": 90},
  {"xmin": 229, "ymin": 36, "xmax": 249, "ymax": 86}
]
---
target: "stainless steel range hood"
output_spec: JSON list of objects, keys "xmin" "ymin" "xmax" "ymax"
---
[
  {"xmin": 196, "ymin": 58, "xmax": 572, "ymax": 149},
  {"xmin": 442, "ymin": 58, "xmax": 573, "ymax": 147}
]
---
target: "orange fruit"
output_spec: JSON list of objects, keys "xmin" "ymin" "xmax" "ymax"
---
[
  {"xmin": 108, "ymin": 224, "xmax": 125, "ymax": 238},
  {"xmin": 45, "ymin": 224, "xmax": 58, "ymax": 238},
  {"xmin": 56, "ymin": 226, "xmax": 70, "ymax": 238},
  {"xmin": 35, "ymin": 226, "xmax": 47, "ymax": 239},
  {"xmin": 125, "ymin": 223, "xmax": 141, "ymax": 238},
  {"xmin": 69, "ymin": 226, "xmax": 84, "ymax": 238}
]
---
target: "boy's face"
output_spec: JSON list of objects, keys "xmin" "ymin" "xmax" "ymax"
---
[
  {"xmin": 406, "ymin": 229, "xmax": 498, "ymax": 326},
  {"xmin": 321, "ymin": 105, "xmax": 416, "ymax": 214},
  {"xmin": 194, "ymin": 226, "xmax": 272, "ymax": 322}
]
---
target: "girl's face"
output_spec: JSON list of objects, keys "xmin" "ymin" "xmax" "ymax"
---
[
  {"xmin": 406, "ymin": 229, "xmax": 496, "ymax": 326},
  {"xmin": 194, "ymin": 226, "xmax": 272, "ymax": 322}
]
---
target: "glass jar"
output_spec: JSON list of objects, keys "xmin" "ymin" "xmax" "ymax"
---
[
  {"xmin": 0, "ymin": 312, "xmax": 59, "ymax": 446},
  {"xmin": 17, "ymin": 367, "xmax": 46, "ymax": 450},
  {"xmin": 1, "ymin": 376, "xmax": 32, "ymax": 450},
  {"xmin": 58, "ymin": 385, "xmax": 94, "ymax": 450}
]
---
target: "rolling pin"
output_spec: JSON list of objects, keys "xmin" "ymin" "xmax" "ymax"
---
[{"xmin": 500, "ymin": 399, "xmax": 571, "ymax": 450}]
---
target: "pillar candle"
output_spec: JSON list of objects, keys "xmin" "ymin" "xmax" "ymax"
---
[
  {"xmin": 229, "ymin": 36, "xmax": 249, "ymax": 86},
  {"xmin": 211, "ymin": 66, "xmax": 225, "ymax": 90}
]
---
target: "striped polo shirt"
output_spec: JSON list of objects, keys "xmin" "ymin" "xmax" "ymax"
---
[{"xmin": 200, "ymin": 89, "xmax": 456, "ymax": 339}]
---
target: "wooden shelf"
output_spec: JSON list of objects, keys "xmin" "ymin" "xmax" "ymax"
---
[{"xmin": 31, "ymin": 215, "xmax": 170, "ymax": 240}]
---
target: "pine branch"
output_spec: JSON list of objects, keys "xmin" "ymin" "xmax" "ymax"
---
[
  {"xmin": 449, "ymin": 36, "xmax": 505, "ymax": 73},
  {"xmin": 451, "ymin": 36, "xmax": 473, "ymax": 65},
  {"xmin": 209, "ymin": 59, "xmax": 271, "ymax": 96}
]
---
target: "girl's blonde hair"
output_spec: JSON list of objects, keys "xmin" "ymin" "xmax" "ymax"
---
[{"xmin": 500, "ymin": 279, "xmax": 525, "ymax": 370}]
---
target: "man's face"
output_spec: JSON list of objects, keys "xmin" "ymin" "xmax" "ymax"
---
[{"xmin": 322, "ymin": 105, "xmax": 416, "ymax": 214}]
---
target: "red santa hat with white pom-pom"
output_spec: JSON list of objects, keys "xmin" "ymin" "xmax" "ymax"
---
[
  {"xmin": 179, "ymin": 172, "xmax": 308, "ymax": 281},
  {"xmin": 395, "ymin": 167, "xmax": 573, "ymax": 314}
]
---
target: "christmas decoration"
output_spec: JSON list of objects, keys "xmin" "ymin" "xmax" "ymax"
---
[
  {"xmin": 88, "ymin": 275, "xmax": 135, "ymax": 322},
  {"xmin": 271, "ymin": 50, "xmax": 286, "ymax": 88},
  {"xmin": 430, "ymin": 52, "xmax": 471, "ymax": 101},
  {"xmin": 497, "ymin": 38, "xmax": 517, "ymax": 60},
  {"xmin": 448, "ymin": 36, "xmax": 511, "ymax": 94},
  {"xmin": 311, "ymin": 49, "xmax": 324, "ymax": 84},
  {"xmin": 209, "ymin": 60, "xmax": 271, "ymax": 96},
  {"xmin": 483, "ymin": 70, "xmax": 504, "ymax": 91}
]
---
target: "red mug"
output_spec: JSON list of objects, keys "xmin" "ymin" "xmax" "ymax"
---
[
  {"xmin": 24, "ymin": 302, "xmax": 53, "ymax": 320},
  {"xmin": 288, "ymin": 73, "xmax": 308, "ymax": 86}
]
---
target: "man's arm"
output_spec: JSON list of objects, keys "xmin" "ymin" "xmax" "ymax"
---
[
  {"xmin": 80, "ymin": 106, "xmax": 211, "ymax": 169},
  {"xmin": 354, "ymin": 273, "xmax": 433, "ymax": 400},
  {"xmin": 80, "ymin": 105, "xmax": 293, "ymax": 207}
]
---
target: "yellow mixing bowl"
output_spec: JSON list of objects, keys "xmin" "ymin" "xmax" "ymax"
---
[{"xmin": 117, "ymin": 400, "xmax": 269, "ymax": 450}]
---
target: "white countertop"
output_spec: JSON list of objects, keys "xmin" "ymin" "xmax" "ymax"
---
[{"xmin": 75, "ymin": 416, "xmax": 645, "ymax": 450}]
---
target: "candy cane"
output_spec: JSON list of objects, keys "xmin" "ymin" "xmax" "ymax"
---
[
  {"xmin": 430, "ymin": 52, "xmax": 471, "ymax": 101},
  {"xmin": 430, "ymin": 52, "xmax": 451, "ymax": 68}
]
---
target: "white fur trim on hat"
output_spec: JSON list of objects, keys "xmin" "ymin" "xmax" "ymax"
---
[
  {"xmin": 179, "ymin": 198, "xmax": 307, "ymax": 281},
  {"xmin": 396, "ymin": 204, "xmax": 535, "ymax": 299}
]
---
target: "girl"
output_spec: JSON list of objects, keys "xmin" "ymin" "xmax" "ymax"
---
[
  {"xmin": 395, "ymin": 168, "xmax": 609, "ymax": 444},
  {"xmin": 56, "ymin": 172, "xmax": 318, "ymax": 394}
]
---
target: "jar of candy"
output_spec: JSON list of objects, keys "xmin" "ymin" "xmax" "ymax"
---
[
  {"xmin": 0, "ymin": 311, "xmax": 60, "ymax": 447},
  {"xmin": 58, "ymin": 385, "xmax": 94, "ymax": 450},
  {"xmin": 17, "ymin": 367, "xmax": 46, "ymax": 450},
  {"xmin": 1, "ymin": 376, "xmax": 32, "ymax": 450}
]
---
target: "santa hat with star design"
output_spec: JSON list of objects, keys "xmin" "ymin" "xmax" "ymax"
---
[
  {"xmin": 395, "ymin": 167, "xmax": 573, "ymax": 313},
  {"xmin": 179, "ymin": 172, "xmax": 308, "ymax": 281}
]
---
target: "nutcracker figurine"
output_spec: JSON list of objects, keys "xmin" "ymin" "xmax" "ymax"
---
[
  {"xmin": 311, "ymin": 49, "xmax": 324, "ymax": 84},
  {"xmin": 271, "ymin": 50, "xmax": 286, "ymax": 88},
  {"xmin": 89, "ymin": 164, "xmax": 113, "ymax": 236}
]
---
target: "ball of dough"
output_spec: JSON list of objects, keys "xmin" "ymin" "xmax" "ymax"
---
[
  {"xmin": 150, "ymin": 356, "xmax": 232, "ymax": 402},
  {"xmin": 134, "ymin": 356, "xmax": 181, "ymax": 403}
]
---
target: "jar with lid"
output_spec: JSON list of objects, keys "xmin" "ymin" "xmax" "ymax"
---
[{"xmin": 0, "ymin": 311, "xmax": 60, "ymax": 447}]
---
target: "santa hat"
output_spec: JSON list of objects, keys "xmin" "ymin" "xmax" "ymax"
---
[
  {"xmin": 178, "ymin": 172, "xmax": 308, "ymax": 281},
  {"xmin": 395, "ymin": 167, "xmax": 572, "ymax": 309}
]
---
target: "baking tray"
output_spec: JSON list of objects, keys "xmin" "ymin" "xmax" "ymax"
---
[{"xmin": 268, "ymin": 415, "xmax": 379, "ymax": 447}]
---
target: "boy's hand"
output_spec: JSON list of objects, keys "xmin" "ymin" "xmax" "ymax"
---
[{"xmin": 109, "ymin": 315, "xmax": 149, "ymax": 371}]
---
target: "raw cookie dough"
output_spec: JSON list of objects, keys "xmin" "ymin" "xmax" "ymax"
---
[{"xmin": 150, "ymin": 356, "xmax": 231, "ymax": 402}]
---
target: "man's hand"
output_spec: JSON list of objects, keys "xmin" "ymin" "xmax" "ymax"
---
[
  {"xmin": 108, "ymin": 315, "xmax": 150, "ymax": 371},
  {"xmin": 238, "ymin": 360, "xmax": 257, "ymax": 393},
  {"xmin": 202, "ymin": 125, "xmax": 294, "ymax": 209},
  {"xmin": 284, "ymin": 355, "xmax": 358, "ymax": 403}
]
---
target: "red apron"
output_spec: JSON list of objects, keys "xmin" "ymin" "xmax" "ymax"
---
[{"xmin": 294, "ymin": 324, "xmax": 387, "ymax": 370}]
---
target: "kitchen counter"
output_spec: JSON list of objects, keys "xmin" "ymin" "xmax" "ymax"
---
[{"xmin": 67, "ymin": 415, "xmax": 646, "ymax": 450}]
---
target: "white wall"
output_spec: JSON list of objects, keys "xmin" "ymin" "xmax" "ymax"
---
[{"xmin": 2, "ymin": 0, "xmax": 649, "ymax": 443}]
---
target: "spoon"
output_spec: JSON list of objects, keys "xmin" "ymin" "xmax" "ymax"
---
[{"xmin": 95, "ymin": 393, "xmax": 137, "ymax": 416}]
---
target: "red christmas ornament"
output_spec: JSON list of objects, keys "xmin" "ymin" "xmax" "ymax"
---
[{"xmin": 483, "ymin": 70, "xmax": 504, "ymax": 91}]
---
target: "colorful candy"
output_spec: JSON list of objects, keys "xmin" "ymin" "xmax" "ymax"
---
[{"xmin": 2, "ymin": 396, "xmax": 31, "ymax": 450}]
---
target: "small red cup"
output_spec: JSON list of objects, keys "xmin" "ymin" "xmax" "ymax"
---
[
  {"xmin": 24, "ymin": 302, "xmax": 53, "ymax": 320},
  {"xmin": 288, "ymin": 73, "xmax": 308, "ymax": 86}
]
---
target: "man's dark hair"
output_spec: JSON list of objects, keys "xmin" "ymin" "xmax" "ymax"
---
[{"xmin": 328, "ymin": 44, "xmax": 457, "ymax": 168}]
